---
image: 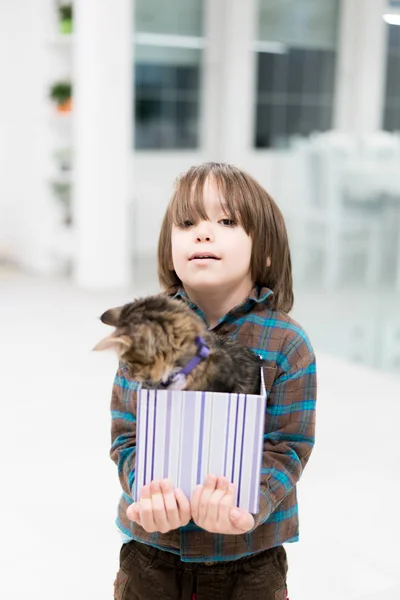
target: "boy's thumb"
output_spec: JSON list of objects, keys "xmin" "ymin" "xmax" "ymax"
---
[{"xmin": 230, "ymin": 507, "xmax": 254, "ymax": 532}]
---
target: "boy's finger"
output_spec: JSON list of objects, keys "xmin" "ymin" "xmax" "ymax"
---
[
  {"xmin": 160, "ymin": 478, "xmax": 173, "ymax": 493},
  {"xmin": 204, "ymin": 477, "xmax": 229, "ymax": 526},
  {"xmin": 175, "ymin": 488, "xmax": 191, "ymax": 526},
  {"xmin": 216, "ymin": 476, "xmax": 229, "ymax": 492},
  {"xmin": 204, "ymin": 474, "xmax": 218, "ymax": 489},
  {"xmin": 126, "ymin": 502, "xmax": 141, "ymax": 525},
  {"xmin": 139, "ymin": 484, "xmax": 157, "ymax": 532},
  {"xmin": 217, "ymin": 484, "xmax": 235, "ymax": 531},
  {"xmin": 150, "ymin": 480, "xmax": 170, "ymax": 533},
  {"xmin": 229, "ymin": 508, "xmax": 255, "ymax": 533},
  {"xmin": 204, "ymin": 487, "xmax": 226, "ymax": 528},
  {"xmin": 160, "ymin": 479, "xmax": 181, "ymax": 529},
  {"xmin": 190, "ymin": 484, "xmax": 203, "ymax": 522},
  {"xmin": 150, "ymin": 480, "xmax": 160, "ymax": 495},
  {"xmin": 198, "ymin": 474, "xmax": 217, "ymax": 522},
  {"xmin": 223, "ymin": 482, "xmax": 236, "ymax": 505},
  {"xmin": 141, "ymin": 484, "xmax": 151, "ymax": 499}
]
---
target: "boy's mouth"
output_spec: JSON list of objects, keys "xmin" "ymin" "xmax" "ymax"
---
[{"xmin": 189, "ymin": 252, "xmax": 221, "ymax": 260}]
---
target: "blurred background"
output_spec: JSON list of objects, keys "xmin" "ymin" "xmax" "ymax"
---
[
  {"xmin": 1, "ymin": 1, "xmax": 400, "ymax": 599},
  {"xmin": 1, "ymin": 0, "xmax": 400, "ymax": 372}
]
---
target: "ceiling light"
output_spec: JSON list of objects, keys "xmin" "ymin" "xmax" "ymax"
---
[{"xmin": 383, "ymin": 13, "xmax": 400, "ymax": 25}]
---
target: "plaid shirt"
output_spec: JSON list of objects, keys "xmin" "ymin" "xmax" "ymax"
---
[{"xmin": 110, "ymin": 286, "xmax": 317, "ymax": 562}]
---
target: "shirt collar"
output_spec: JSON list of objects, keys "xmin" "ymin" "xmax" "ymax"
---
[
  {"xmin": 172, "ymin": 285, "xmax": 273, "ymax": 318},
  {"xmin": 248, "ymin": 286, "xmax": 274, "ymax": 305}
]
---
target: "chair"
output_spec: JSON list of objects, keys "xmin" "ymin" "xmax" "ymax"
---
[
  {"xmin": 380, "ymin": 320, "xmax": 400, "ymax": 374},
  {"xmin": 279, "ymin": 134, "xmax": 384, "ymax": 289}
]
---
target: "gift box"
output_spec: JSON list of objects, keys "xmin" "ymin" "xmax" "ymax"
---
[{"xmin": 134, "ymin": 369, "xmax": 266, "ymax": 513}]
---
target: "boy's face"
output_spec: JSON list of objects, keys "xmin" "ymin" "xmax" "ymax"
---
[{"xmin": 171, "ymin": 178, "xmax": 253, "ymax": 296}]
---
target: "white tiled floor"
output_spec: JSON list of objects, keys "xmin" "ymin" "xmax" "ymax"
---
[{"xmin": 1, "ymin": 272, "xmax": 400, "ymax": 600}]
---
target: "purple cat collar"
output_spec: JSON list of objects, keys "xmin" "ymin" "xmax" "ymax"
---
[{"xmin": 160, "ymin": 336, "xmax": 210, "ymax": 389}]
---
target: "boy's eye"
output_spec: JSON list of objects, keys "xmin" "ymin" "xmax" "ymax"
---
[
  {"xmin": 178, "ymin": 220, "xmax": 194, "ymax": 228},
  {"xmin": 220, "ymin": 218, "xmax": 235, "ymax": 226}
]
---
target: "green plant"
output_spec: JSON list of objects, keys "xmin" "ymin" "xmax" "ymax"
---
[
  {"xmin": 49, "ymin": 81, "xmax": 72, "ymax": 105},
  {"xmin": 58, "ymin": 4, "xmax": 73, "ymax": 20},
  {"xmin": 51, "ymin": 181, "xmax": 72, "ymax": 226},
  {"xmin": 53, "ymin": 147, "xmax": 73, "ymax": 171}
]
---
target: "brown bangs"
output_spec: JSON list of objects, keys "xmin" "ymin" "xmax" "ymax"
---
[{"xmin": 168, "ymin": 163, "xmax": 242, "ymax": 227}]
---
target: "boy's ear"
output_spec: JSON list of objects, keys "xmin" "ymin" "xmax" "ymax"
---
[
  {"xmin": 93, "ymin": 333, "xmax": 131, "ymax": 354},
  {"xmin": 267, "ymin": 256, "xmax": 271, "ymax": 267}
]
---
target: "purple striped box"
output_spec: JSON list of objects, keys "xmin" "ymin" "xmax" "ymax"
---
[{"xmin": 134, "ymin": 370, "xmax": 266, "ymax": 513}]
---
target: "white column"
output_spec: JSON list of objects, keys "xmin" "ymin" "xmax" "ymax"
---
[
  {"xmin": 73, "ymin": 0, "xmax": 133, "ymax": 289},
  {"xmin": 0, "ymin": 0, "xmax": 50, "ymax": 272},
  {"xmin": 201, "ymin": 0, "xmax": 223, "ymax": 160},
  {"xmin": 202, "ymin": 0, "xmax": 257, "ymax": 162},
  {"xmin": 334, "ymin": 0, "xmax": 388, "ymax": 134}
]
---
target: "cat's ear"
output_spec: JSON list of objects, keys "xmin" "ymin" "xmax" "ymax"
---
[
  {"xmin": 99, "ymin": 306, "xmax": 124, "ymax": 326},
  {"xmin": 93, "ymin": 333, "xmax": 131, "ymax": 354}
]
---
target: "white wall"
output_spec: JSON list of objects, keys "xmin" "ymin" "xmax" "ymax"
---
[
  {"xmin": 0, "ymin": 0, "xmax": 62, "ymax": 273},
  {"xmin": 0, "ymin": 3, "xmax": 39, "ymax": 265}
]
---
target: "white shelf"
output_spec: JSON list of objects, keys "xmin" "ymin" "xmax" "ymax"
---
[
  {"xmin": 46, "ymin": 34, "xmax": 75, "ymax": 46},
  {"xmin": 49, "ymin": 171, "xmax": 73, "ymax": 185},
  {"xmin": 48, "ymin": 110, "xmax": 73, "ymax": 126}
]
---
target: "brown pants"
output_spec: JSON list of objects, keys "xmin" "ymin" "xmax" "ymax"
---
[{"xmin": 114, "ymin": 539, "xmax": 288, "ymax": 600}]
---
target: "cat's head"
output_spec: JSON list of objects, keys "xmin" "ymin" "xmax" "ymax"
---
[{"xmin": 93, "ymin": 295, "xmax": 205, "ymax": 386}]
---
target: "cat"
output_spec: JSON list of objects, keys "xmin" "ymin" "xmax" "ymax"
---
[{"xmin": 94, "ymin": 294, "xmax": 263, "ymax": 394}]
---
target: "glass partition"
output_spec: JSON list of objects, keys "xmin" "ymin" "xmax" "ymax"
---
[
  {"xmin": 255, "ymin": 0, "xmax": 340, "ymax": 148},
  {"xmin": 134, "ymin": 0, "xmax": 204, "ymax": 149}
]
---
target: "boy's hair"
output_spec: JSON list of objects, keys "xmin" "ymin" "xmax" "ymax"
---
[{"xmin": 157, "ymin": 162, "xmax": 294, "ymax": 313}]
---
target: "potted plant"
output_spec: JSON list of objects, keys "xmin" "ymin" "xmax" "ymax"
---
[
  {"xmin": 49, "ymin": 81, "xmax": 72, "ymax": 113},
  {"xmin": 58, "ymin": 3, "xmax": 73, "ymax": 35},
  {"xmin": 51, "ymin": 181, "xmax": 73, "ymax": 226},
  {"xmin": 53, "ymin": 147, "xmax": 73, "ymax": 172}
]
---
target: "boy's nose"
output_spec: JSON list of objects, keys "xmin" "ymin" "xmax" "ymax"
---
[
  {"xmin": 196, "ymin": 232, "xmax": 211, "ymax": 241},
  {"xmin": 194, "ymin": 222, "xmax": 213, "ymax": 242}
]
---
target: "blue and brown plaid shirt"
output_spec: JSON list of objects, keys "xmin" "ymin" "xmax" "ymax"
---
[{"xmin": 110, "ymin": 286, "xmax": 317, "ymax": 562}]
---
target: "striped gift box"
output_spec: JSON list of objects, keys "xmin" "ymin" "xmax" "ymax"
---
[{"xmin": 134, "ymin": 370, "xmax": 266, "ymax": 513}]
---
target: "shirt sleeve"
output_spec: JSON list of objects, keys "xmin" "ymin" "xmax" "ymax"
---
[
  {"xmin": 252, "ymin": 347, "xmax": 317, "ymax": 529},
  {"xmin": 109, "ymin": 364, "xmax": 140, "ymax": 497}
]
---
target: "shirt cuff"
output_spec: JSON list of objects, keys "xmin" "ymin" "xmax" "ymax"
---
[{"xmin": 250, "ymin": 488, "xmax": 275, "ymax": 530}]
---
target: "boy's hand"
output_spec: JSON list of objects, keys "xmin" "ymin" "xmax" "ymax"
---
[
  {"xmin": 126, "ymin": 479, "xmax": 191, "ymax": 533},
  {"xmin": 190, "ymin": 474, "xmax": 255, "ymax": 534}
]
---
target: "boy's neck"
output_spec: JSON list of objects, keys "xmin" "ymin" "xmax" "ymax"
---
[{"xmin": 184, "ymin": 282, "xmax": 254, "ymax": 328}]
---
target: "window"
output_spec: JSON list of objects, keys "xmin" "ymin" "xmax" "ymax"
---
[
  {"xmin": 384, "ymin": 21, "xmax": 400, "ymax": 131},
  {"xmin": 254, "ymin": 0, "xmax": 340, "ymax": 148},
  {"xmin": 134, "ymin": 0, "xmax": 204, "ymax": 150}
]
